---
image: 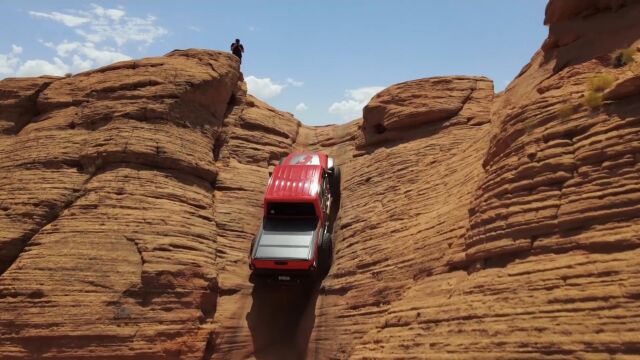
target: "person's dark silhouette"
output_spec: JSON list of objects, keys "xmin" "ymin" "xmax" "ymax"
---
[{"xmin": 231, "ymin": 39, "xmax": 244, "ymax": 64}]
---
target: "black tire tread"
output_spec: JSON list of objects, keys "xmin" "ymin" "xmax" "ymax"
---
[
  {"xmin": 319, "ymin": 232, "xmax": 333, "ymax": 275},
  {"xmin": 330, "ymin": 166, "xmax": 341, "ymax": 199}
]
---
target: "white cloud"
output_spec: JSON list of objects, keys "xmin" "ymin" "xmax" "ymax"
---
[
  {"xmin": 187, "ymin": 25, "xmax": 201, "ymax": 32},
  {"xmin": 0, "ymin": 45, "xmax": 24, "ymax": 75},
  {"xmin": 11, "ymin": 45, "xmax": 23, "ymax": 55},
  {"xmin": 42, "ymin": 40, "xmax": 130, "ymax": 72},
  {"xmin": 29, "ymin": 11, "xmax": 90, "ymax": 27},
  {"xmin": 245, "ymin": 75, "xmax": 305, "ymax": 99},
  {"xmin": 72, "ymin": 54, "xmax": 93, "ymax": 72},
  {"xmin": 328, "ymin": 86, "xmax": 384, "ymax": 120},
  {"xmin": 246, "ymin": 76, "xmax": 285, "ymax": 99},
  {"xmin": 17, "ymin": 58, "xmax": 69, "ymax": 77},
  {"xmin": 295, "ymin": 102, "xmax": 308, "ymax": 112},
  {"xmin": 63, "ymin": 42, "xmax": 130, "ymax": 65},
  {"xmin": 91, "ymin": 5, "xmax": 125, "ymax": 22},
  {"xmin": 30, "ymin": 5, "xmax": 167, "ymax": 47},
  {"xmin": 286, "ymin": 78, "xmax": 304, "ymax": 87},
  {"xmin": 5, "ymin": 5, "xmax": 164, "ymax": 78},
  {"xmin": 77, "ymin": 44, "xmax": 130, "ymax": 65},
  {"xmin": 53, "ymin": 41, "xmax": 80, "ymax": 57},
  {"xmin": 75, "ymin": 15, "xmax": 167, "ymax": 46}
]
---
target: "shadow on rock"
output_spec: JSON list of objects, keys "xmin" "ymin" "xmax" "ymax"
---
[
  {"xmin": 246, "ymin": 280, "xmax": 322, "ymax": 360},
  {"xmin": 246, "ymin": 181, "xmax": 340, "ymax": 359}
]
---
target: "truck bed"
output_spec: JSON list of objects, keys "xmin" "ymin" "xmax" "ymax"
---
[{"xmin": 252, "ymin": 218, "xmax": 318, "ymax": 260}]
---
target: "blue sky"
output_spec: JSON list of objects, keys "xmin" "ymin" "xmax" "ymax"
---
[{"xmin": 0, "ymin": 1, "xmax": 548, "ymax": 125}]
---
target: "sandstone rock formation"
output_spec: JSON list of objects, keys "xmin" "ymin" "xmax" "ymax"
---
[{"xmin": 1, "ymin": 0, "xmax": 640, "ymax": 359}]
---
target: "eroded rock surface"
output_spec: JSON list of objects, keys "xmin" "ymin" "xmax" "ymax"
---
[
  {"xmin": 0, "ymin": 49, "xmax": 242, "ymax": 359},
  {"xmin": 360, "ymin": 76, "xmax": 492, "ymax": 147},
  {"xmin": 1, "ymin": 1, "xmax": 640, "ymax": 359}
]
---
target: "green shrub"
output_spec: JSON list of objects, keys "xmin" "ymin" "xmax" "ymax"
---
[
  {"xmin": 619, "ymin": 47, "xmax": 637, "ymax": 66},
  {"xmin": 523, "ymin": 118, "xmax": 537, "ymax": 133},
  {"xmin": 620, "ymin": 48, "xmax": 636, "ymax": 64},
  {"xmin": 583, "ymin": 73, "xmax": 616, "ymax": 110},
  {"xmin": 584, "ymin": 91, "xmax": 603, "ymax": 110},
  {"xmin": 557, "ymin": 103, "xmax": 575, "ymax": 119},
  {"xmin": 587, "ymin": 74, "xmax": 616, "ymax": 92}
]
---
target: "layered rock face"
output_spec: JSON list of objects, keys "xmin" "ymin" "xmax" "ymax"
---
[
  {"xmin": 324, "ymin": 1, "xmax": 640, "ymax": 358},
  {"xmin": 1, "ymin": 1, "xmax": 640, "ymax": 359},
  {"xmin": 360, "ymin": 76, "xmax": 492, "ymax": 146},
  {"xmin": 0, "ymin": 50, "xmax": 246, "ymax": 359}
]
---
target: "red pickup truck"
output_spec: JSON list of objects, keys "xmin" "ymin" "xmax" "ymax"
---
[{"xmin": 249, "ymin": 152, "xmax": 341, "ymax": 283}]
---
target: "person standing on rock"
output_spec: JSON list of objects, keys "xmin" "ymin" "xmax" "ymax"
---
[{"xmin": 230, "ymin": 39, "xmax": 244, "ymax": 64}]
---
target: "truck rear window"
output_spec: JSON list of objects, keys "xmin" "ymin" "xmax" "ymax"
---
[
  {"xmin": 262, "ymin": 217, "xmax": 318, "ymax": 232},
  {"xmin": 267, "ymin": 202, "xmax": 316, "ymax": 217}
]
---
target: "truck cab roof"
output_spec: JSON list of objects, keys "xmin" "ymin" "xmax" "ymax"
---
[
  {"xmin": 264, "ymin": 152, "xmax": 329, "ymax": 202},
  {"xmin": 263, "ymin": 151, "xmax": 330, "ymax": 223},
  {"xmin": 264, "ymin": 164, "xmax": 323, "ymax": 202}
]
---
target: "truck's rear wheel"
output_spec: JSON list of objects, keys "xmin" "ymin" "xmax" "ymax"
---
[
  {"xmin": 330, "ymin": 166, "xmax": 341, "ymax": 199},
  {"xmin": 319, "ymin": 232, "xmax": 333, "ymax": 275},
  {"xmin": 249, "ymin": 272, "xmax": 268, "ymax": 287}
]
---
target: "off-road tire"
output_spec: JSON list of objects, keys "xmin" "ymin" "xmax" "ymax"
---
[
  {"xmin": 318, "ymin": 232, "xmax": 333, "ymax": 275},
  {"xmin": 330, "ymin": 166, "xmax": 341, "ymax": 199},
  {"xmin": 249, "ymin": 272, "xmax": 268, "ymax": 286}
]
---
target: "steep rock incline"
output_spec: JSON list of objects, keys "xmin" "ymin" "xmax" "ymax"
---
[
  {"xmin": 310, "ymin": 84, "xmax": 495, "ymax": 358},
  {"xmin": 217, "ymin": 2, "xmax": 640, "ymax": 358},
  {"xmin": 0, "ymin": 76, "xmax": 58, "ymax": 135},
  {"xmin": 2, "ymin": 1, "xmax": 640, "ymax": 358},
  {"xmin": 208, "ymin": 76, "xmax": 494, "ymax": 360},
  {"xmin": 0, "ymin": 50, "xmax": 242, "ymax": 360},
  {"xmin": 360, "ymin": 76, "xmax": 492, "ymax": 147},
  {"xmin": 209, "ymin": 93, "xmax": 307, "ymax": 360},
  {"xmin": 468, "ymin": 0, "xmax": 640, "ymax": 269},
  {"xmin": 0, "ymin": 48, "xmax": 313, "ymax": 360},
  {"xmin": 334, "ymin": 1, "xmax": 640, "ymax": 358}
]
